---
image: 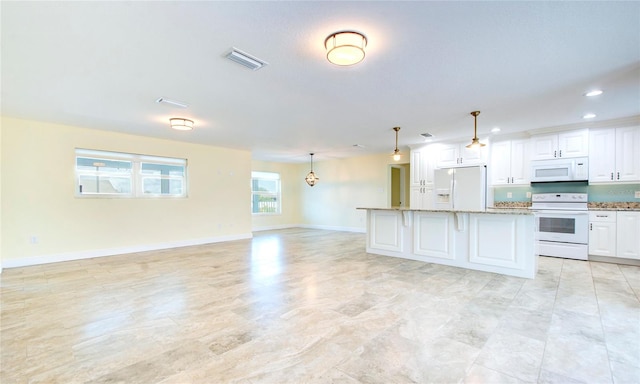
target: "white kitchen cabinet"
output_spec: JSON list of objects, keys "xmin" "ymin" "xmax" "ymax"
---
[
  {"xmin": 490, "ymin": 139, "xmax": 530, "ymax": 185},
  {"xmin": 436, "ymin": 141, "xmax": 487, "ymax": 168},
  {"xmin": 468, "ymin": 213, "xmax": 529, "ymax": 271},
  {"xmin": 589, "ymin": 211, "xmax": 617, "ymax": 257},
  {"xmin": 410, "ymin": 186, "xmax": 434, "ymax": 210},
  {"xmin": 530, "ymin": 129, "xmax": 589, "ymax": 160},
  {"xmin": 617, "ymin": 211, "xmax": 640, "ymax": 260},
  {"xmin": 589, "ymin": 126, "xmax": 640, "ymax": 183},
  {"xmin": 410, "ymin": 145, "xmax": 435, "ymax": 187},
  {"xmin": 413, "ymin": 211, "xmax": 454, "ymax": 259}
]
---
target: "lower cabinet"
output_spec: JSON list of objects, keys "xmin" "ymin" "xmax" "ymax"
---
[
  {"xmin": 617, "ymin": 211, "xmax": 640, "ymax": 260},
  {"xmin": 588, "ymin": 211, "xmax": 617, "ymax": 257},
  {"xmin": 589, "ymin": 211, "xmax": 640, "ymax": 260},
  {"xmin": 468, "ymin": 214, "xmax": 527, "ymax": 270}
]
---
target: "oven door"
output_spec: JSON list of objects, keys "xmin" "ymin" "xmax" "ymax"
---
[{"xmin": 535, "ymin": 211, "xmax": 589, "ymax": 244}]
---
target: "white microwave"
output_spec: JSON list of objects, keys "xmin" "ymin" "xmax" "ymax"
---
[{"xmin": 530, "ymin": 157, "xmax": 589, "ymax": 182}]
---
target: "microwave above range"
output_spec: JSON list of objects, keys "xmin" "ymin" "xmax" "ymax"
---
[{"xmin": 530, "ymin": 157, "xmax": 588, "ymax": 183}]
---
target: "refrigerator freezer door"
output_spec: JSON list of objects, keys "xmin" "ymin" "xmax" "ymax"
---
[{"xmin": 433, "ymin": 169, "xmax": 453, "ymax": 209}]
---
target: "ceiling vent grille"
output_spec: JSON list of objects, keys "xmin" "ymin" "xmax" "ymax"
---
[
  {"xmin": 225, "ymin": 48, "xmax": 268, "ymax": 71},
  {"xmin": 420, "ymin": 133, "xmax": 433, "ymax": 138}
]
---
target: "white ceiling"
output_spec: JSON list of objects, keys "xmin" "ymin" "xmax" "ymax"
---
[{"xmin": 2, "ymin": 1, "xmax": 639, "ymax": 163}]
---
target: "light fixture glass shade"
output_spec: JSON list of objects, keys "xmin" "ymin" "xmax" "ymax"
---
[
  {"xmin": 466, "ymin": 111, "xmax": 485, "ymax": 148},
  {"xmin": 305, "ymin": 153, "xmax": 319, "ymax": 186},
  {"xmin": 170, "ymin": 118, "xmax": 194, "ymax": 131},
  {"xmin": 325, "ymin": 31, "xmax": 367, "ymax": 66}
]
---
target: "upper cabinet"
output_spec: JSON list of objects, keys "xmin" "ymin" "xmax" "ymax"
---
[
  {"xmin": 490, "ymin": 139, "xmax": 530, "ymax": 186},
  {"xmin": 530, "ymin": 129, "xmax": 589, "ymax": 160},
  {"xmin": 436, "ymin": 141, "xmax": 488, "ymax": 168},
  {"xmin": 410, "ymin": 145, "xmax": 436, "ymax": 186},
  {"xmin": 589, "ymin": 126, "xmax": 640, "ymax": 183}
]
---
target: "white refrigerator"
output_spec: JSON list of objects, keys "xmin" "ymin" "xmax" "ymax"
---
[{"xmin": 434, "ymin": 166, "xmax": 487, "ymax": 211}]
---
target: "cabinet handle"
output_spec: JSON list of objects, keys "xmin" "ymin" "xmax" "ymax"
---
[
  {"xmin": 590, "ymin": 223, "xmax": 592, "ymax": 230},
  {"xmin": 554, "ymin": 150, "xmax": 557, "ymax": 158},
  {"xmin": 511, "ymin": 177, "xmax": 514, "ymax": 184},
  {"xmin": 559, "ymin": 150, "xmax": 562, "ymax": 157},
  {"xmin": 611, "ymin": 172, "xmax": 614, "ymax": 180},
  {"xmin": 617, "ymin": 172, "xmax": 620, "ymax": 180},
  {"xmin": 596, "ymin": 215, "xmax": 608, "ymax": 218}
]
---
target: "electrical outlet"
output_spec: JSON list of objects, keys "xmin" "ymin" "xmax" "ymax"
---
[
  {"xmin": 526, "ymin": 192, "xmax": 532, "ymax": 198},
  {"xmin": 635, "ymin": 191, "xmax": 640, "ymax": 199},
  {"xmin": 507, "ymin": 192, "xmax": 513, "ymax": 198}
]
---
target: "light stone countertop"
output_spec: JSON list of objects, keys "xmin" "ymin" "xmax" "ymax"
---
[{"xmin": 356, "ymin": 207, "xmax": 534, "ymax": 215}]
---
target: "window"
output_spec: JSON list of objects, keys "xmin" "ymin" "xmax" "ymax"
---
[
  {"xmin": 76, "ymin": 149, "xmax": 187, "ymax": 197},
  {"xmin": 251, "ymin": 171, "xmax": 281, "ymax": 214}
]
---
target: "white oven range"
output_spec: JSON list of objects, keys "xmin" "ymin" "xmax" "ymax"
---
[{"xmin": 531, "ymin": 193, "xmax": 589, "ymax": 260}]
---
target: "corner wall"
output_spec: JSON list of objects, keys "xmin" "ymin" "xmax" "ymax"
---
[{"xmin": 0, "ymin": 117, "xmax": 253, "ymax": 267}]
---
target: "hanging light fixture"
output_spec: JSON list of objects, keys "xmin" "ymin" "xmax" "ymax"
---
[
  {"xmin": 392, "ymin": 127, "xmax": 401, "ymax": 161},
  {"xmin": 324, "ymin": 31, "xmax": 367, "ymax": 66},
  {"xmin": 170, "ymin": 118, "xmax": 194, "ymax": 131},
  {"xmin": 305, "ymin": 153, "xmax": 319, "ymax": 187},
  {"xmin": 466, "ymin": 111, "xmax": 485, "ymax": 148}
]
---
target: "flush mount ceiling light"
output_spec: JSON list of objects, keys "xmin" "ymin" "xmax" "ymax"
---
[
  {"xmin": 583, "ymin": 113, "xmax": 597, "ymax": 119},
  {"xmin": 466, "ymin": 111, "xmax": 486, "ymax": 149},
  {"xmin": 324, "ymin": 31, "xmax": 367, "ymax": 66},
  {"xmin": 392, "ymin": 127, "xmax": 402, "ymax": 161},
  {"xmin": 584, "ymin": 90, "xmax": 603, "ymax": 97},
  {"xmin": 170, "ymin": 118, "xmax": 194, "ymax": 131},
  {"xmin": 305, "ymin": 153, "xmax": 319, "ymax": 187}
]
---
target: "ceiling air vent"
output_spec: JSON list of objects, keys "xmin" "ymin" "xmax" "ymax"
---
[
  {"xmin": 420, "ymin": 133, "xmax": 433, "ymax": 138},
  {"xmin": 225, "ymin": 48, "xmax": 268, "ymax": 71}
]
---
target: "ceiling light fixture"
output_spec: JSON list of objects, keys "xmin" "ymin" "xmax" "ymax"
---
[
  {"xmin": 324, "ymin": 31, "xmax": 367, "ymax": 66},
  {"xmin": 305, "ymin": 153, "xmax": 319, "ymax": 187},
  {"xmin": 583, "ymin": 113, "xmax": 597, "ymax": 119},
  {"xmin": 170, "ymin": 118, "xmax": 194, "ymax": 131},
  {"xmin": 392, "ymin": 127, "xmax": 402, "ymax": 161},
  {"xmin": 584, "ymin": 90, "xmax": 603, "ymax": 97},
  {"xmin": 466, "ymin": 111, "xmax": 486, "ymax": 149},
  {"xmin": 491, "ymin": 127, "xmax": 501, "ymax": 133}
]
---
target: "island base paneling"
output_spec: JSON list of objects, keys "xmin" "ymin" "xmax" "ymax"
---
[{"xmin": 364, "ymin": 209, "xmax": 536, "ymax": 279}]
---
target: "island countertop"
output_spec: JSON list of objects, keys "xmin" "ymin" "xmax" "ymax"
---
[{"xmin": 356, "ymin": 207, "xmax": 534, "ymax": 215}]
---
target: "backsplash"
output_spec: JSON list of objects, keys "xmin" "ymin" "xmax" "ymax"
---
[{"xmin": 493, "ymin": 182, "xmax": 640, "ymax": 203}]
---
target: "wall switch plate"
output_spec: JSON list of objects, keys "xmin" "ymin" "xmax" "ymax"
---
[
  {"xmin": 635, "ymin": 191, "xmax": 640, "ymax": 198},
  {"xmin": 526, "ymin": 192, "xmax": 532, "ymax": 198},
  {"xmin": 507, "ymin": 192, "xmax": 513, "ymax": 198}
]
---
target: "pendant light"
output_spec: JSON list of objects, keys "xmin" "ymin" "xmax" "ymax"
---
[
  {"xmin": 305, "ymin": 153, "xmax": 319, "ymax": 187},
  {"xmin": 466, "ymin": 111, "xmax": 486, "ymax": 148},
  {"xmin": 392, "ymin": 127, "xmax": 401, "ymax": 161}
]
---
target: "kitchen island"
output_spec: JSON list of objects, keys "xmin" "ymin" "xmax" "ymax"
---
[{"xmin": 357, "ymin": 208, "xmax": 536, "ymax": 278}]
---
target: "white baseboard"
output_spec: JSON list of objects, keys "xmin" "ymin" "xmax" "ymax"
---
[
  {"xmin": 1, "ymin": 233, "xmax": 253, "ymax": 269},
  {"xmin": 252, "ymin": 224, "xmax": 299, "ymax": 232},
  {"xmin": 299, "ymin": 224, "xmax": 366, "ymax": 233}
]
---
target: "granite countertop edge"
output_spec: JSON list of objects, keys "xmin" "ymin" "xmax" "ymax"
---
[{"xmin": 356, "ymin": 207, "xmax": 534, "ymax": 215}]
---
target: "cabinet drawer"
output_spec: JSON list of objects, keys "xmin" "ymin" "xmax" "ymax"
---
[{"xmin": 589, "ymin": 211, "xmax": 616, "ymax": 222}]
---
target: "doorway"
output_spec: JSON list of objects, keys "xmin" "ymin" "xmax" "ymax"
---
[{"xmin": 390, "ymin": 164, "xmax": 408, "ymax": 207}]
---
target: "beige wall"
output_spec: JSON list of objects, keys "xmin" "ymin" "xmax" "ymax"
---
[
  {"xmin": 299, "ymin": 153, "xmax": 395, "ymax": 231},
  {"xmin": 1, "ymin": 117, "xmax": 252, "ymax": 267},
  {"xmin": 251, "ymin": 160, "xmax": 303, "ymax": 230}
]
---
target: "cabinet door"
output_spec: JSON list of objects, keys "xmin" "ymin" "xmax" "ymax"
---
[
  {"xmin": 410, "ymin": 187, "xmax": 422, "ymax": 209},
  {"xmin": 589, "ymin": 221, "xmax": 617, "ymax": 257},
  {"xmin": 410, "ymin": 149, "xmax": 423, "ymax": 187},
  {"xmin": 422, "ymin": 147, "xmax": 436, "ymax": 185},
  {"xmin": 413, "ymin": 212, "xmax": 454, "ymax": 259},
  {"xmin": 490, "ymin": 141, "xmax": 511, "ymax": 185},
  {"xmin": 437, "ymin": 143, "xmax": 460, "ymax": 168},
  {"xmin": 615, "ymin": 126, "xmax": 640, "ymax": 182},
  {"xmin": 510, "ymin": 139, "xmax": 530, "ymax": 185},
  {"xmin": 617, "ymin": 212, "xmax": 640, "ymax": 260},
  {"xmin": 558, "ymin": 129, "xmax": 589, "ymax": 158},
  {"xmin": 530, "ymin": 134, "xmax": 559, "ymax": 160},
  {"xmin": 589, "ymin": 129, "xmax": 616, "ymax": 183},
  {"xmin": 460, "ymin": 143, "xmax": 486, "ymax": 165}
]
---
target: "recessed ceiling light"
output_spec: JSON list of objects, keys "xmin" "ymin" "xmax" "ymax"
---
[
  {"xmin": 491, "ymin": 127, "xmax": 501, "ymax": 133},
  {"xmin": 583, "ymin": 113, "xmax": 597, "ymax": 119},
  {"xmin": 584, "ymin": 90, "xmax": 603, "ymax": 97}
]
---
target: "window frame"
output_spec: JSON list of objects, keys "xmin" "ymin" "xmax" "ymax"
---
[
  {"xmin": 75, "ymin": 149, "xmax": 188, "ymax": 198},
  {"xmin": 251, "ymin": 171, "xmax": 281, "ymax": 215}
]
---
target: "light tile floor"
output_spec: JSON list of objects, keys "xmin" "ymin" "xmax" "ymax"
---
[{"xmin": 1, "ymin": 228, "xmax": 639, "ymax": 383}]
